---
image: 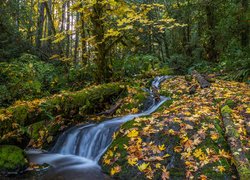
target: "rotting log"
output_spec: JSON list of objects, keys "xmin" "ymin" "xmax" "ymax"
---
[
  {"xmin": 0, "ymin": 83, "xmax": 126, "ymax": 139},
  {"xmin": 221, "ymin": 105, "xmax": 250, "ymax": 179},
  {"xmin": 192, "ymin": 70, "xmax": 211, "ymax": 88}
]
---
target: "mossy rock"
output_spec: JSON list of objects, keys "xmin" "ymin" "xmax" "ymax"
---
[{"xmin": 0, "ymin": 145, "xmax": 28, "ymax": 175}]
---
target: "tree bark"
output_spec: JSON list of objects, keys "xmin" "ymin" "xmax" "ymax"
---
[
  {"xmin": 74, "ymin": 12, "xmax": 80, "ymax": 65},
  {"xmin": 61, "ymin": 2, "xmax": 66, "ymax": 32},
  {"xmin": 36, "ymin": 1, "xmax": 45, "ymax": 49},
  {"xmin": 205, "ymin": 1, "xmax": 218, "ymax": 62},
  {"xmin": 80, "ymin": 4, "xmax": 87, "ymax": 64},
  {"xmin": 47, "ymin": 0, "xmax": 53, "ymax": 53},
  {"xmin": 66, "ymin": 0, "xmax": 70, "ymax": 58},
  {"xmin": 91, "ymin": 0, "xmax": 112, "ymax": 83},
  {"xmin": 240, "ymin": 0, "xmax": 249, "ymax": 47}
]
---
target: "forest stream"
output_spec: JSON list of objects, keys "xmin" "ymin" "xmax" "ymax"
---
[{"xmin": 25, "ymin": 76, "xmax": 171, "ymax": 180}]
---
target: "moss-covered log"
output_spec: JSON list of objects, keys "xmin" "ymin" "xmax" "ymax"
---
[
  {"xmin": 0, "ymin": 83, "xmax": 126, "ymax": 139},
  {"xmin": 221, "ymin": 105, "xmax": 250, "ymax": 179}
]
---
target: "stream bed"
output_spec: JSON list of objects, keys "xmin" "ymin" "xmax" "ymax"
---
[{"xmin": 25, "ymin": 76, "xmax": 171, "ymax": 180}]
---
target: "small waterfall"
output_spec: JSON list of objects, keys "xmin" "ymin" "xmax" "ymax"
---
[
  {"xmin": 26, "ymin": 76, "xmax": 171, "ymax": 179},
  {"xmin": 51, "ymin": 76, "xmax": 170, "ymax": 162}
]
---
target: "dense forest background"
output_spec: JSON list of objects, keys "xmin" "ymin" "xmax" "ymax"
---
[{"xmin": 0, "ymin": 0, "xmax": 249, "ymax": 107}]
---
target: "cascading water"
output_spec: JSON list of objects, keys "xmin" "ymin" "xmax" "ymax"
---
[{"xmin": 26, "ymin": 76, "xmax": 171, "ymax": 180}]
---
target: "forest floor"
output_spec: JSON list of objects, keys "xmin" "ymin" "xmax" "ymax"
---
[
  {"xmin": 0, "ymin": 75, "xmax": 249, "ymax": 179},
  {"xmin": 101, "ymin": 76, "xmax": 250, "ymax": 179}
]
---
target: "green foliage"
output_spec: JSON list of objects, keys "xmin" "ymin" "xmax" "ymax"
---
[
  {"xmin": 218, "ymin": 42, "xmax": 250, "ymax": 81},
  {"xmin": 0, "ymin": 54, "xmax": 58, "ymax": 107},
  {"xmin": 167, "ymin": 54, "xmax": 193, "ymax": 74},
  {"xmin": 113, "ymin": 54, "xmax": 161, "ymax": 78},
  {"xmin": 68, "ymin": 64, "xmax": 96, "ymax": 90},
  {"xmin": 0, "ymin": 1, "xmax": 31, "ymax": 60}
]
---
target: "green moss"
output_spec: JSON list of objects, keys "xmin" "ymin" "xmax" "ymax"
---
[
  {"xmin": 192, "ymin": 118, "xmax": 237, "ymax": 179},
  {"xmin": 238, "ymin": 166, "xmax": 250, "ymax": 179},
  {"xmin": 184, "ymin": 75, "xmax": 192, "ymax": 82},
  {"xmin": 221, "ymin": 105, "xmax": 232, "ymax": 115},
  {"xmin": 224, "ymin": 99, "xmax": 236, "ymax": 109},
  {"xmin": 0, "ymin": 145, "xmax": 28, "ymax": 175},
  {"xmin": 156, "ymin": 99, "xmax": 173, "ymax": 112}
]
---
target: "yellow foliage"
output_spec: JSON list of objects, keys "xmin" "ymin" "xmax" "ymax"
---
[
  {"xmin": 127, "ymin": 157, "xmax": 138, "ymax": 166},
  {"xmin": 110, "ymin": 165, "xmax": 121, "ymax": 175},
  {"xmin": 127, "ymin": 129, "xmax": 139, "ymax": 138},
  {"xmin": 217, "ymin": 165, "xmax": 226, "ymax": 173},
  {"xmin": 138, "ymin": 162, "xmax": 149, "ymax": 172}
]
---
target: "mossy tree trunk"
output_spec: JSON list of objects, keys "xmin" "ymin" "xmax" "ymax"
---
[{"xmin": 91, "ymin": 0, "xmax": 112, "ymax": 83}]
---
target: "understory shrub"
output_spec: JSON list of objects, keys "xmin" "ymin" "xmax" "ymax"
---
[{"xmin": 0, "ymin": 54, "xmax": 60, "ymax": 107}]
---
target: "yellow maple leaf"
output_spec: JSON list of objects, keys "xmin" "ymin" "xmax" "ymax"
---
[
  {"xmin": 138, "ymin": 162, "xmax": 149, "ymax": 172},
  {"xmin": 183, "ymin": 111, "xmax": 191, "ymax": 116},
  {"xmin": 193, "ymin": 148, "xmax": 203, "ymax": 158},
  {"xmin": 155, "ymin": 163, "xmax": 161, "ymax": 168},
  {"xmin": 246, "ymin": 107, "xmax": 250, "ymax": 114},
  {"xmin": 107, "ymin": 150, "xmax": 114, "ymax": 157},
  {"xmin": 219, "ymin": 149, "xmax": 231, "ymax": 159},
  {"xmin": 210, "ymin": 132, "xmax": 219, "ymax": 140},
  {"xmin": 110, "ymin": 165, "xmax": 121, "ymax": 175},
  {"xmin": 127, "ymin": 157, "xmax": 138, "ymax": 166},
  {"xmin": 131, "ymin": 108, "xmax": 139, "ymax": 113},
  {"xmin": 127, "ymin": 129, "xmax": 139, "ymax": 138},
  {"xmin": 158, "ymin": 144, "xmax": 166, "ymax": 151},
  {"xmin": 104, "ymin": 158, "xmax": 111, "ymax": 165},
  {"xmin": 163, "ymin": 154, "xmax": 171, "ymax": 158},
  {"xmin": 181, "ymin": 136, "xmax": 189, "ymax": 144},
  {"xmin": 217, "ymin": 165, "xmax": 225, "ymax": 173},
  {"xmin": 168, "ymin": 129, "xmax": 175, "ymax": 135}
]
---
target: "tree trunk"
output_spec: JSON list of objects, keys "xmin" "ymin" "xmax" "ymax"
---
[
  {"xmin": 80, "ymin": 7, "xmax": 87, "ymax": 64},
  {"xmin": 15, "ymin": 0, "xmax": 20, "ymax": 31},
  {"xmin": 240, "ymin": 0, "xmax": 249, "ymax": 47},
  {"xmin": 28, "ymin": 0, "xmax": 34, "ymax": 44},
  {"xmin": 205, "ymin": 1, "xmax": 218, "ymax": 62},
  {"xmin": 91, "ymin": 0, "xmax": 112, "ymax": 83},
  {"xmin": 74, "ymin": 13, "xmax": 80, "ymax": 65},
  {"xmin": 36, "ymin": 1, "xmax": 45, "ymax": 49},
  {"xmin": 47, "ymin": 0, "xmax": 52, "ymax": 53},
  {"xmin": 66, "ymin": 0, "xmax": 70, "ymax": 58},
  {"xmin": 61, "ymin": 2, "xmax": 66, "ymax": 32}
]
